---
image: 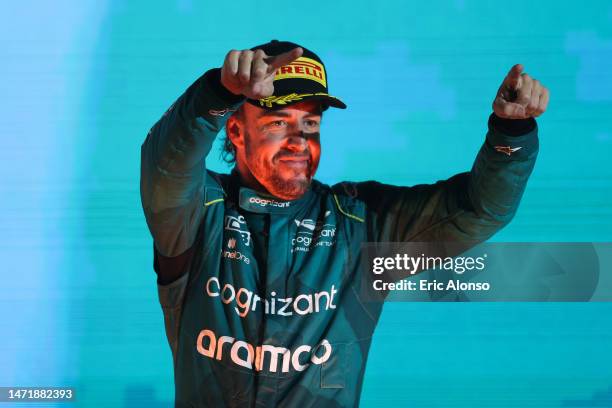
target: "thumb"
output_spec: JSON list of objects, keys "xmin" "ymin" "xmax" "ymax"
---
[{"xmin": 506, "ymin": 63, "xmax": 524, "ymax": 90}]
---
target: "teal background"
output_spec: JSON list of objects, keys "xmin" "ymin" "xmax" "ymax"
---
[{"xmin": 1, "ymin": 0, "xmax": 611, "ymax": 406}]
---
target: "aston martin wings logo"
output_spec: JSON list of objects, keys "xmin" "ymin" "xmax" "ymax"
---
[
  {"xmin": 494, "ymin": 145, "xmax": 522, "ymax": 156},
  {"xmin": 208, "ymin": 108, "xmax": 236, "ymax": 117}
]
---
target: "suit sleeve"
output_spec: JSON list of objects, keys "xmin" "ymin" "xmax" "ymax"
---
[
  {"xmin": 359, "ymin": 113, "xmax": 539, "ymax": 244},
  {"xmin": 140, "ymin": 68, "xmax": 244, "ymax": 278}
]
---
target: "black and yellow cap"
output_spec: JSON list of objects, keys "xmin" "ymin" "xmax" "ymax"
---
[{"xmin": 246, "ymin": 40, "xmax": 347, "ymax": 111}]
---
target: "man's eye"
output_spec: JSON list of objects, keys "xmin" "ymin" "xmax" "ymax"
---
[
  {"xmin": 269, "ymin": 120, "xmax": 286, "ymax": 127},
  {"xmin": 305, "ymin": 120, "xmax": 320, "ymax": 128}
]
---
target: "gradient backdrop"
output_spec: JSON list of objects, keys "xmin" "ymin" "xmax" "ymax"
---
[{"xmin": 2, "ymin": 1, "xmax": 612, "ymax": 406}]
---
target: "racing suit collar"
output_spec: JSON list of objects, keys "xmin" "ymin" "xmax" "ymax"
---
[{"xmin": 238, "ymin": 184, "xmax": 315, "ymax": 214}]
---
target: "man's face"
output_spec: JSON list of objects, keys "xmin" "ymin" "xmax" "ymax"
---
[{"xmin": 231, "ymin": 100, "xmax": 322, "ymax": 200}]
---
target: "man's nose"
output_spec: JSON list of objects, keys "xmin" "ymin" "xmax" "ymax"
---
[{"xmin": 285, "ymin": 130, "xmax": 309, "ymax": 151}]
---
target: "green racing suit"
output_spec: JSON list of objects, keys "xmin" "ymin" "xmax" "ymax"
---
[{"xmin": 140, "ymin": 67, "xmax": 539, "ymax": 407}]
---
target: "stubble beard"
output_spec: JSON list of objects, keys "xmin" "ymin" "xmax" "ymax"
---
[
  {"xmin": 244, "ymin": 132, "xmax": 313, "ymax": 200},
  {"xmin": 266, "ymin": 165, "xmax": 311, "ymax": 199}
]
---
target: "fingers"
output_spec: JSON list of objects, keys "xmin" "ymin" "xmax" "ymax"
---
[
  {"xmin": 251, "ymin": 49, "xmax": 268, "ymax": 81},
  {"xmin": 237, "ymin": 50, "xmax": 255, "ymax": 85},
  {"xmin": 225, "ymin": 50, "xmax": 240, "ymax": 76},
  {"xmin": 515, "ymin": 74, "xmax": 533, "ymax": 107},
  {"xmin": 221, "ymin": 47, "xmax": 303, "ymax": 99},
  {"xmin": 539, "ymin": 88, "xmax": 550, "ymax": 114},
  {"xmin": 494, "ymin": 64, "xmax": 550, "ymax": 119},
  {"xmin": 494, "ymin": 83, "xmax": 550, "ymax": 119},
  {"xmin": 493, "ymin": 95, "xmax": 526, "ymax": 118},
  {"xmin": 220, "ymin": 50, "xmax": 244, "ymax": 96},
  {"xmin": 532, "ymin": 86, "xmax": 550, "ymax": 117},
  {"xmin": 522, "ymin": 78, "xmax": 550, "ymax": 117},
  {"xmin": 525, "ymin": 79, "xmax": 541, "ymax": 116},
  {"xmin": 266, "ymin": 47, "xmax": 303, "ymax": 73},
  {"xmin": 506, "ymin": 64, "xmax": 524, "ymax": 90}
]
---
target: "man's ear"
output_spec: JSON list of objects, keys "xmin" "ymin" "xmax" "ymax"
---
[{"xmin": 227, "ymin": 115, "xmax": 245, "ymax": 149}]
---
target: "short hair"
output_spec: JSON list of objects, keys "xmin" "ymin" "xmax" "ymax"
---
[{"xmin": 220, "ymin": 105, "xmax": 245, "ymax": 165}]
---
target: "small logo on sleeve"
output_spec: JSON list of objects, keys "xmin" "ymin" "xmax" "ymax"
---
[
  {"xmin": 209, "ymin": 108, "xmax": 237, "ymax": 117},
  {"xmin": 494, "ymin": 145, "xmax": 522, "ymax": 156}
]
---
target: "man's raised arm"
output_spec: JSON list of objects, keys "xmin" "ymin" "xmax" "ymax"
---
[
  {"xmin": 140, "ymin": 47, "xmax": 304, "ymax": 284},
  {"xmin": 355, "ymin": 64, "xmax": 549, "ymax": 244},
  {"xmin": 140, "ymin": 67, "xmax": 245, "ymax": 260},
  {"xmin": 358, "ymin": 112, "xmax": 538, "ymax": 245}
]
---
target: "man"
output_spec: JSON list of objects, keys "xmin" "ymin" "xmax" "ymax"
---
[{"xmin": 140, "ymin": 40, "xmax": 549, "ymax": 407}]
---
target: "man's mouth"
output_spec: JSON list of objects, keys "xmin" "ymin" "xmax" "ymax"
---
[{"xmin": 277, "ymin": 155, "xmax": 310, "ymax": 170}]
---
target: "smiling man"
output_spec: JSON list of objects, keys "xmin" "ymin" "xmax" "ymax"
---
[
  {"xmin": 140, "ymin": 40, "xmax": 548, "ymax": 407},
  {"xmin": 226, "ymin": 99, "xmax": 323, "ymax": 200}
]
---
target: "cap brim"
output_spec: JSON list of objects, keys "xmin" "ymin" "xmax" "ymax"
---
[
  {"xmin": 303, "ymin": 94, "xmax": 347, "ymax": 110},
  {"xmin": 247, "ymin": 93, "xmax": 347, "ymax": 110}
]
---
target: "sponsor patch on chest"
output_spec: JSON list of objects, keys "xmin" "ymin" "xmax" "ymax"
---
[{"xmin": 292, "ymin": 217, "xmax": 337, "ymax": 253}]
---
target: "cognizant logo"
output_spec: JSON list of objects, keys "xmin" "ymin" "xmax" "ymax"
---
[
  {"xmin": 206, "ymin": 277, "xmax": 338, "ymax": 318},
  {"xmin": 248, "ymin": 197, "xmax": 290, "ymax": 208},
  {"xmin": 196, "ymin": 329, "xmax": 332, "ymax": 373}
]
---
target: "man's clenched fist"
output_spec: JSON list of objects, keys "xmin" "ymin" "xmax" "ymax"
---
[
  {"xmin": 220, "ymin": 47, "xmax": 304, "ymax": 100},
  {"xmin": 493, "ymin": 64, "xmax": 550, "ymax": 120}
]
